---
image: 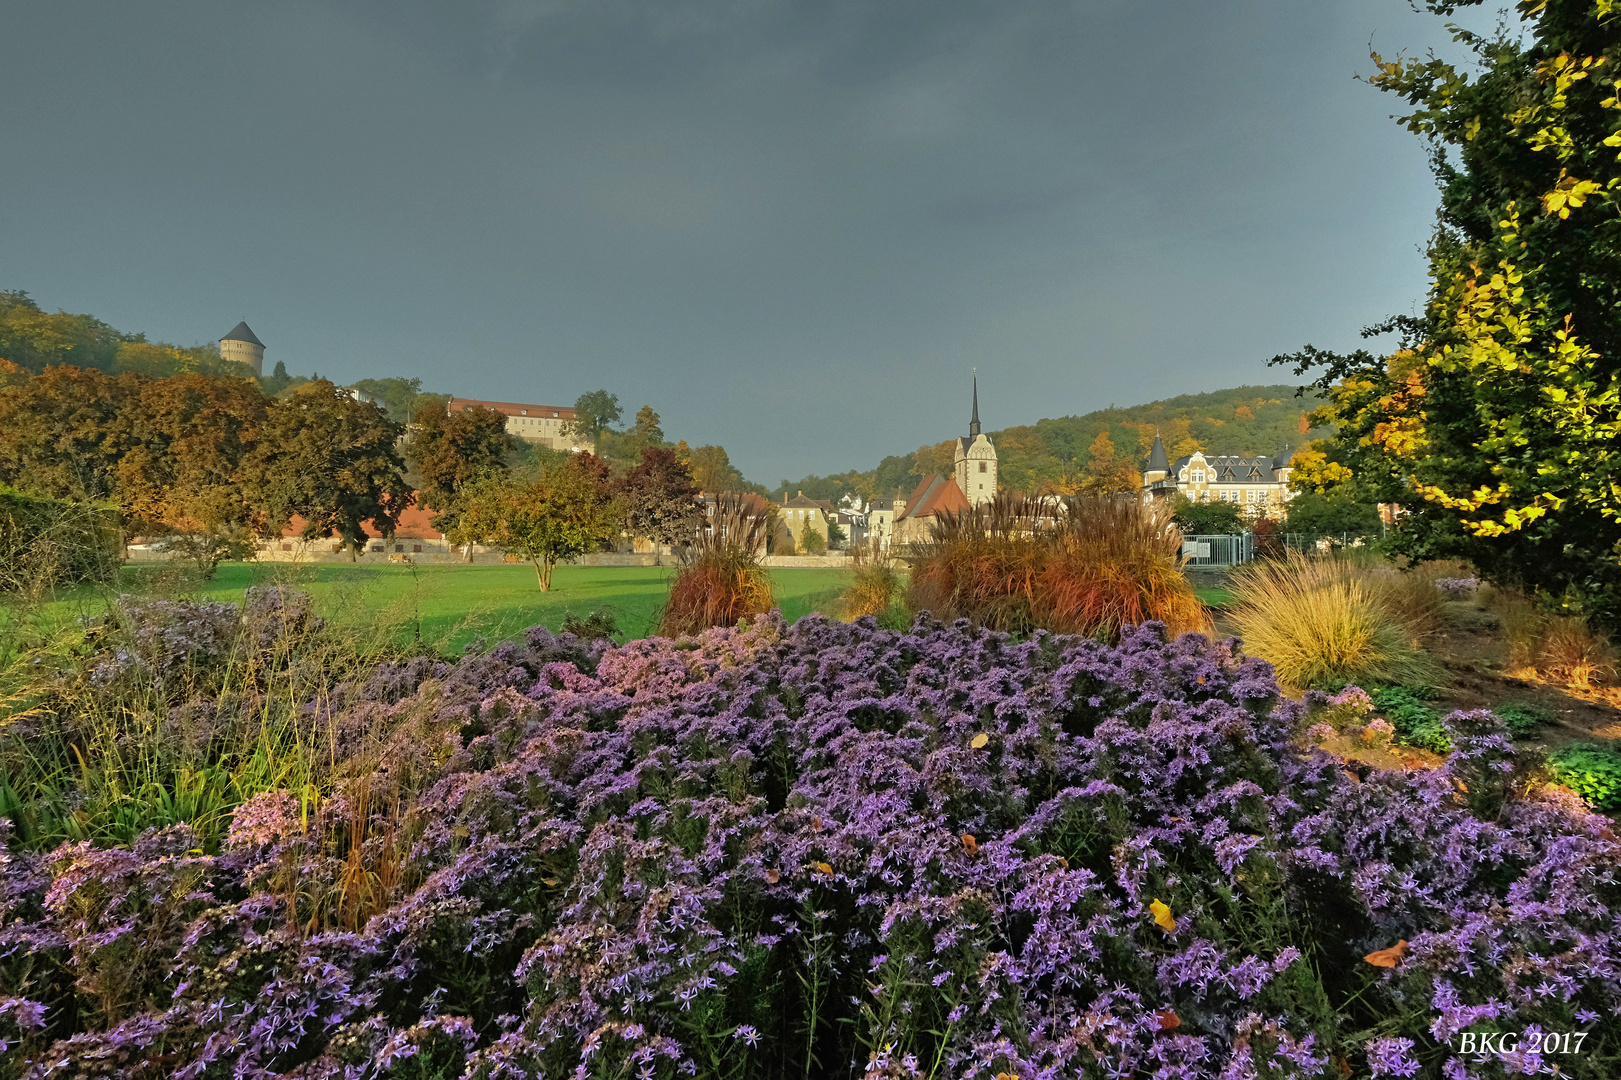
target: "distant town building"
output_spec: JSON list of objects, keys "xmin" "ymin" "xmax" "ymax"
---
[
  {"xmin": 220, "ymin": 322, "xmax": 265, "ymax": 376},
  {"xmin": 447, "ymin": 397, "xmax": 579, "ymax": 450},
  {"xmin": 953, "ymin": 375, "xmax": 998, "ymax": 507},
  {"xmin": 866, "ymin": 491, "xmax": 906, "ymax": 549},
  {"xmin": 777, "ymin": 490, "xmax": 837, "ymax": 550},
  {"xmin": 1142, "ymin": 432, "xmax": 1295, "ymax": 515},
  {"xmin": 893, "ymin": 473, "xmax": 971, "ymax": 546}
]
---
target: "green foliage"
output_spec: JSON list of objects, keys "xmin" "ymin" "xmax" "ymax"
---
[
  {"xmin": 559, "ymin": 607, "xmax": 620, "ymax": 642},
  {"xmin": 563, "ymin": 389, "xmax": 621, "ymax": 451},
  {"xmin": 1494, "ymin": 700, "xmax": 1555, "ymax": 739},
  {"xmin": 402, "ymin": 398, "xmax": 511, "ymax": 535},
  {"xmin": 1370, "ymin": 687, "xmax": 1452, "ymax": 754},
  {"xmin": 451, "ymin": 460, "xmax": 621, "ymax": 591},
  {"xmin": 1169, "ymin": 495, "xmax": 1244, "ymax": 535},
  {"xmin": 0, "ymin": 485, "xmax": 120, "ymax": 592},
  {"xmin": 1274, "ymin": 1, "xmax": 1621, "ymax": 627},
  {"xmin": 798, "ymin": 526, "xmax": 826, "ymax": 555},
  {"xmin": 350, "ymin": 377, "xmax": 447, "ymax": 424},
  {"xmin": 1283, "ymin": 491, "xmax": 1382, "ymax": 538},
  {"xmin": 240, "ymin": 380, "xmax": 412, "ymax": 558},
  {"xmin": 1547, "ymin": 741, "xmax": 1621, "ymax": 810}
]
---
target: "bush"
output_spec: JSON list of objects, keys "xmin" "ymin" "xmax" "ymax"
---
[
  {"xmin": 1228, "ymin": 553, "xmax": 1442, "ymax": 689},
  {"xmin": 907, "ymin": 492, "xmax": 1208, "ymax": 641},
  {"xmin": 1548, "ymin": 741, "xmax": 1621, "ymax": 810},
  {"xmin": 659, "ymin": 494, "xmax": 773, "ymax": 636},
  {"xmin": 4, "ymin": 619, "xmax": 1619, "ymax": 1078},
  {"xmin": 560, "ymin": 607, "xmax": 619, "ymax": 642},
  {"xmin": 1493, "ymin": 591, "xmax": 1617, "ymax": 687},
  {"xmin": 1494, "ymin": 700, "xmax": 1554, "ymax": 739},
  {"xmin": 798, "ymin": 525, "xmax": 826, "ymax": 555},
  {"xmin": 0, "ymin": 485, "xmax": 120, "ymax": 592}
]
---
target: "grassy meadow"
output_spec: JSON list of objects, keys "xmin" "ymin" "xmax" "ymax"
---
[{"xmin": 5, "ymin": 561, "xmax": 853, "ymax": 652}]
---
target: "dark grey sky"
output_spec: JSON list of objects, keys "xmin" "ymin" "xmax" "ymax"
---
[{"xmin": 1, "ymin": 1, "xmax": 1499, "ymax": 484}]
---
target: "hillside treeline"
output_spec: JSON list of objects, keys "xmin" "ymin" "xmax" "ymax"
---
[{"xmin": 780, "ymin": 385, "xmax": 1330, "ymax": 504}]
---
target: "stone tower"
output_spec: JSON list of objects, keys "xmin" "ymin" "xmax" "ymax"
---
[
  {"xmin": 220, "ymin": 321, "xmax": 265, "ymax": 376},
  {"xmin": 953, "ymin": 373, "xmax": 998, "ymax": 507}
]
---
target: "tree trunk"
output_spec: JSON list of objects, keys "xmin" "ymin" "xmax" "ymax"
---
[
  {"xmin": 463, "ymin": 543, "xmax": 474, "ymax": 564},
  {"xmin": 348, "ymin": 539, "xmax": 358, "ymax": 563},
  {"xmin": 534, "ymin": 558, "xmax": 551, "ymax": 591}
]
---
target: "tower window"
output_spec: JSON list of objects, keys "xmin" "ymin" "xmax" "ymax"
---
[{"xmin": 978, "ymin": 462, "xmax": 987, "ymax": 473}]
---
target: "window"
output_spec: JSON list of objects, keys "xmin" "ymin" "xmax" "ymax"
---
[
  {"xmin": 279, "ymin": 542, "xmax": 292, "ymax": 551},
  {"xmin": 1192, "ymin": 470, "xmax": 1205, "ymax": 483},
  {"xmin": 978, "ymin": 461, "xmax": 987, "ymax": 473},
  {"xmin": 370, "ymin": 543, "xmax": 384, "ymax": 552},
  {"xmin": 395, "ymin": 543, "xmax": 405, "ymax": 552},
  {"xmin": 413, "ymin": 544, "xmax": 422, "ymax": 553}
]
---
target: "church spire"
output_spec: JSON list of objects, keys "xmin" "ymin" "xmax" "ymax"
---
[{"xmin": 969, "ymin": 370, "xmax": 981, "ymax": 437}]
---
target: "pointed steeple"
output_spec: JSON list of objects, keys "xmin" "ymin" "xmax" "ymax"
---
[
  {"xmin": 1146, "ymin": 431, "xmax": 1169, "ymax": 475},
  {"xmin": 969, "ymin": 370, "xmax": 981, "ymax": 437}
]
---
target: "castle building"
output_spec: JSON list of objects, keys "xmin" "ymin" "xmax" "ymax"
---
[
  {"xmin": 220, "ymin": 322, "xmax": 265, "ymax": 376},
  {"xmin": 446, "ymin": 397, "xmax": 579, "ymax": 451},
  {"xmin": 1142, "ymin": 432, "xmax": 1295, "ymax": 515},
  {"xmin": 952, "ymin": 375, "xmax": 998, "ymax": 507}
]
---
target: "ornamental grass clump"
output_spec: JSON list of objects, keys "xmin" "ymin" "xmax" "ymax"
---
[
  {"xmin": 906, "ymin": 492, "xmax": 1208, "ymax": 640},
  {"xmin": 838, "ymin": 538, "xmax": 903, "ymax": 622},
  {"xmin": 4, "ymin": 615, "xmax": 1618, "ymax": 1078},
  {"xmin": 1228, "ymin": 552, "xmax": 1441, "ymax": 689},
  {"xmin": 658, "ymin": 493, "xmax": 773, "ymax": 636}
]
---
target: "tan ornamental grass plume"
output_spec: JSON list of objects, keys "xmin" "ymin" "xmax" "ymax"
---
[
  {"xmin": 839, "ymin": 538, "xmax": 903, "ymax": 621},
  {"xmin": 1228, "ymin": 551, "xmax": 1441, "ymax": 689}
]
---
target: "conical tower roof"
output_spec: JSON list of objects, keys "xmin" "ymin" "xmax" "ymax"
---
[
  {"xmin": 969, "ymin": 374, "xmax": 981, "ymax": 437},
  {"xmin": 221, "ymin": 321, "xmax": 263, "ymax": 347},
  {"xmin": 1146, "ymin": 432, "xmax": 1169, "ymax": 473}
]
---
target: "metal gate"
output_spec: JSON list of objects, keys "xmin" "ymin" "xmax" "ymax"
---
[{"xmin": 1179, "ymin": 533, "xmax": 1254, "ymax": 569}]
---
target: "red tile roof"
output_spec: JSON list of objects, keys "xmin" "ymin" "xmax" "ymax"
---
[
  {"xmin": 898, "ymin": 474, "xmax": 970, "ymax": 520},
  {"xmin": 280, "ymin": 493, "xmax": 444, "ymax": 540},
  {"xmin": 447, "ymin": 397, "xmax": 575, "ymax": 419}
]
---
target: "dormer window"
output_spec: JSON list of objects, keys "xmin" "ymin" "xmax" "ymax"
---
[{"xmin": 1191, "ymin": 470, "xmax": 1205, "ymax": 483}]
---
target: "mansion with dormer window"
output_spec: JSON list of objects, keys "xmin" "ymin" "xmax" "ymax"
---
[{"xmin": 1141, "ymin": 433, "xmax": 1295, "ymax": 515}]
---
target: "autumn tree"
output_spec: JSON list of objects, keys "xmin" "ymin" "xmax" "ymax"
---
[
  {"xmin": 451, "ymin": 461, "xmax": 620, "ymax": 590},
  {"xmin": 618, "ymin": 446, "xmax": 701, "ymax": 562},
  {"xmin": 687, "ymin": 444, "xmax": 747, "ymax": 492},
  {"xmin": 1273, "ymin": 0, "xmax": 1621, "ymax": 621},
  {"xmin": 0, "ymin": 365, "xmax": 143, "ymax": 506},
  {"xmin": 1080, "ymin": 431, "xmax": 1142, "ymax": 495},
  {"xmin": 1169, "ymin": 495, "xmax": 1244, "ymax": 536},
  {"xmin": 240, "ymin": 379, "xmax": 412, "ymax": 560},
  {"xmin": 402, "ymin": 399, "xmax": 511, "ymax": 543},
  {"xmin": 351, "ymin": 377, "xmax": 447, "ymax": 424}
]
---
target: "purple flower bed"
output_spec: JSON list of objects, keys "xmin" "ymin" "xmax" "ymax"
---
[{"xmin": 2, "ymin": 613, "xmax": 1618, "ymax": 1078}]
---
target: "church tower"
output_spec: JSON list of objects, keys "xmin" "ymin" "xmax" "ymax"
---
[
  {"xmin": 953, "ymin": 373, "xmax": 998, "ymax": 507},
  {"xmin": 220, "ymin": 322, "xmax": 265, "ymax": 376},
  {"xmin": 1143, "ymin": 431, "xmax": 1170, "ymax": 486}
]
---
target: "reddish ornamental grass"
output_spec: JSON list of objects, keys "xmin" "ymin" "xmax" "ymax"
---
[
  {"xmin": 658, "ymin": 493, "xmax": 774, "ymax": 636},
  {"xmin": 906, "ymin": 492, "xmax": 1208, "ymax": 640}
]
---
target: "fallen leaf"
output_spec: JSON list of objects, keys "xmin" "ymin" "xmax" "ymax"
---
[
  {"xmin": 1056, "ymin": 856, "xmax": 1069, "ymax": 869},
  {"xmin": 1363, "ymin": 940, "xmax": 1409, "ymax": 968},
  {"xmin": 450, "ymin": 826, "xmax": 470, "ymax": 838},
  {"xmin": 1149, "ymin": 898, "xmax": 1176, "ymax": 933},
  {"xmin": 765, "ymin": 868, "xmax": 780, "ymax": 884},
  {"xmin": 1334, "ymin": 1051, "xmax": 1352, "ymax": 1077},
  {"xmin": 971, "ymin": 733, "xmax": 990, "ymax": 749},
  {"xmin": 812, "ymin": 817, "xmax": 822, "ymax": 831},
  {"xmin": 541, "ymin": 877, "xmax": 559, "ymax": 886},
  {"xmin": 814, "ymin": 861, "xmax": 834, "ymax": 876},
  {"xmin": 1156, "ymin": 1009, "xmax": 1181, "ymax": 1030},
  {"xmin": 962, "ymin": 834, "xmax": 979, "ymax": 854}
]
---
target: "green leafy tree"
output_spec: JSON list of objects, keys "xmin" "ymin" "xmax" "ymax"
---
[
  {"xmin": 1275, "ymin": 0, "xmax": 1621, "ymax": 623},
  {"xmin": 1168, "ymin": 495, "xmax": 1245, "ymax": 535},
  {"xmin": 240, "ymin": 379, "xmax": 412, "ymax": 560},
  {"xmin": 351, "ymin": 377, "xmax": 447, "ymax": 424},
  {"xmin": 402, "ymin": 399, "xmax": 511, "ymax": 544},
  {"xmin": 1284, "ymin": 492, "xmax": 1382, "ymax": 538},
  {"xmin": 799, "ymin": 525, "xmax": 826, "ymax": 555},
  {"xmin": 826, "ymin": 518, "xmax": 848, "ymax": 548},
  {"xmin": 564, "ymin": 390, "xmax": 622, "ymax": 453},
  {"xmin": 452, "ymin": 460, "xmax": 620, "ymax": 590},
  {"xmin": 631, "ymin": 405, "xmax": 663, "ymax": 446}
]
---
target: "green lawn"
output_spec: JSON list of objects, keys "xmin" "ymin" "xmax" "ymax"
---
[{"xmin": 7, "ymin": 562, "xmax": 853, "ymax": 652}]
